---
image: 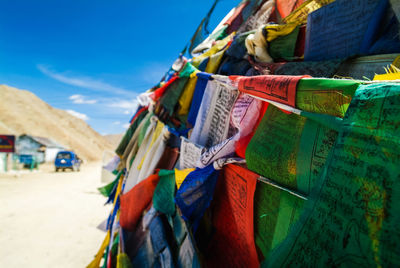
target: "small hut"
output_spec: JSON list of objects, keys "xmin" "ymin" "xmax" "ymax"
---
[{"xmin": 16, "ymin": 134, "xmax": 64, "ymax": 163}]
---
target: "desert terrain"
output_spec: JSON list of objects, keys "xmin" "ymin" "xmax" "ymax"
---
[{"xmin": 0, "ymin": 162, "xmax": 110, "ymax": 267}]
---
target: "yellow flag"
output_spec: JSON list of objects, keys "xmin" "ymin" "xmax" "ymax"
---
[
  {"xmin": 138, "ymin": 121, "xmax": 164, "ymax": 170},
  {"xmin": 283, "ymin": 0, "xmax": 335, "ymax": 26},
  {"xmin": 264, "ymin": 23, "xmax": 298, "ymax": 42},
  {"xmin": 205, "ymin": 47, "xmax": 228, "ymax": 74},
  {"xmin": 175, "ymin": 168, "xmax": 195, "ymax": 189},
  {"xmin": 177, "ymin": 72, "xmax": 199, "ymax": 116},
  {"xmin": 114, "ymin": 173, "xmax": 124, "ymax": 205},
  {"xmin": 86, "ymin": 232, "xmax": 110, "ymax": 268},
  {"xmin": 373, "ymin": 72, "xmax": 400, "ymax": 80},
  {"xmin": 192, "ymin": 33, "xmax": 234, "ymax": 67},
  {"xmin": 374, "ymin": 55, "xmax": 400, "ymax": 80},
  {"xmin": 392, "ymin": 55, "xmax": 400, "ymax": 69},
  {"xmin": 116, "ymin": 253, "xmax": 133, "ymax": 268}
]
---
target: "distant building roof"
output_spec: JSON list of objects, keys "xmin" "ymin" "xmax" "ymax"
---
[{"xmin": 19, "ymin": 134, "xmax": 64, "ymax": 148}]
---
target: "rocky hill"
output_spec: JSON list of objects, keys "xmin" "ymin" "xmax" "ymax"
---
[
  {"xmin": 103, "ymin": 134, "xmax": 123, "ymax": 149},
  {"xmin": 0, "ymin": 84, "xmax": 113, "ymax": 161}
]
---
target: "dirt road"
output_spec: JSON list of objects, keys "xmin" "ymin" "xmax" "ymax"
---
[{"xmin": 0, "ymin": 162, "xmax": 111, "ymax": 267}]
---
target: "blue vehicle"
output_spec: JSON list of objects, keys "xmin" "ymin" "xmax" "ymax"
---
[{"xmin": 55, "ymin": 151, "xmax": 81, "ymax": 172}]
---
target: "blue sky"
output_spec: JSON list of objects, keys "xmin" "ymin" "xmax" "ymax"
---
[{"xmin": 0, "ymin": 0, "xmax": 238, "ymax": 134}]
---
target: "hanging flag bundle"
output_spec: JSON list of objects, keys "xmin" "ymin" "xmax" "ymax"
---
[{"xmin": 89, "ymin": 0, "xmax": 400, "ymax": 267}]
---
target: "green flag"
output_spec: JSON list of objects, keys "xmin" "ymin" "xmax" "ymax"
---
[
  {"xmin": 254, "ymin": 181, "xmax": 305, "ymax": 259},
  {"xmin": 264, "ymin": 83, "xmax": 400, "ymax": 267},
  {"xmin": 246, "ymin": 104, "xmax": 338, "ymax": 195},
  {"xmin": 153, "ymin": 169, "xmax": 176, "ymax": 216}
]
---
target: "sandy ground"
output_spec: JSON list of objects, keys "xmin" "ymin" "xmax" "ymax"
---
[{"xmin": 0, "ymin": 162, "xmax": 111, "ymax": 267}]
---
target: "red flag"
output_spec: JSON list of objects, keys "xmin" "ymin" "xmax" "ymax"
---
[
  {"xmin": 206, "ymin": 164, "xmax": 259, "ymax": 268},
  {"xmin": 237, "ymin": 75, "xmax": 306, "ymax": 107},
  {"xmin": 120, "ymin": 174, "xmax": 159, "ymax": 231}
]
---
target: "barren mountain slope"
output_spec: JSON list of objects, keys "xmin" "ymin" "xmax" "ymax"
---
[
  {"xmin": 0, "ymin": 84, "xmax": 113, "ymax": 161},
  {"xmin": 103, "ymin": 134, "xmax": 123, "ymax": 149}
]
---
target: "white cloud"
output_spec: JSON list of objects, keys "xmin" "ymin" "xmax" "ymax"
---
[
  {"xmin": 113, "ymin": 121, "xmax": 121, "ymax": 125},
  {"xmin": 122, "ymin": 123, "xmax": 130, "ymax": 129},
  {"xmin": 69, "ymin": 94, "xmax": 97, "ymax": 104},
  {"xmin": 38, "ymin": 64, "xmax": 136, "ymax": 97},
  {"xmin": 66, "ymin": 109, "xmax": 89, "ymax": 121},
  {"xmin": 107, "ymin": 99, "xmax": 138, "ymax": 114}
]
